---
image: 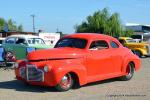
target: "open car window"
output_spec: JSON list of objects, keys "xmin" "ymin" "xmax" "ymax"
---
[{"xmin": 89, "ymin": 40, "xmax": 109, "ymax": 50}]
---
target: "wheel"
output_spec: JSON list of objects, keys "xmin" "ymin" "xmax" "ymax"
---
[
  {"xmin": 55, "ymin": 73, "xmax": 73, "ymax": 91},
  {"xmin": 120, "ymin": 63, "xmax": 134, "ymax": 81},
  {"xmin": 4, "ymin": 51, "xmax": 16, "ymax": 62},
  {"xmin": 133, "ymin": 50, "xmax": 142, "ymax": 58}
]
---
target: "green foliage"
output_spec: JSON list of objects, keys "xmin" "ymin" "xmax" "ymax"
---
[
  {"xmin": 7, "ymin": 19, "xmax": 17, "ymax": 31},
  {"xmin": 122, "ymin": 29, "xmax": 134, "ymax": 37},
  {"xmin": 0, "ymin": 17, "xmax": 23, "ymax": 32},
  {"xmin": 18, "ymin": 25, "xmax": 23, "ymax": 32},
  {"xmin": 75, "ymin": 8, "xmax": 131, "ymax": 37},
  {"xmin": 0, "ymin": 18, "xmax": 5, "ymax": 31}
]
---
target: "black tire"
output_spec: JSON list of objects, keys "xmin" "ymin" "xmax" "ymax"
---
[
  {"xmin": 55, "ymin": 73, "xmax": 73, "ymax": 92},
  {"xmin": 133, "ymin": 50, "xmax": 142, "ymax": 58},
  {"xmin": 120, "ymin": 63, "xmax": 134, "ymax": 81}
]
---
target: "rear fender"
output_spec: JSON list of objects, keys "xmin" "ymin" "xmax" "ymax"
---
[{"xmin": 121, "ymin": 54, "xmax": 141, "ymax": 73}]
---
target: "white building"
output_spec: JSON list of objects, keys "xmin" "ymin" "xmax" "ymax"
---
[
  {"xmin": 126, "ymin": 23, "xmax": 150, "ymax": 33},
  {"xmin": 38, "ymin": 32, "xmax": 61, "ymax": 47}
]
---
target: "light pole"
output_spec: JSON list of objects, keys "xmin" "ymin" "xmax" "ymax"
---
[{"xmin": 31, "ymin": 14, "xmax": 35, "ymax": 33}]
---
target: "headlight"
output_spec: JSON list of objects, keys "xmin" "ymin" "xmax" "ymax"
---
[
  {"xmin": 44, "ymin": 65, "xmax": 50, "ymax": 72},
  {"xmin": 14, "ymin": 62, "xmax": 19, "ymax": 68}
]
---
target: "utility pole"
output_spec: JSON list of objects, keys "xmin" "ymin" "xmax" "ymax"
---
[
  {"xmin": 31, "ymin": 14, "xmax": 35, "ymax": 33},
  {"xmin": 56, "ymin": 27, "xmax": 59, "ymax": 33}
]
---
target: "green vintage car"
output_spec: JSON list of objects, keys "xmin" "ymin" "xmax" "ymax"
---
[{"xmin": 2, "ymin": 35, "xmax": 51, "ymax": 61}]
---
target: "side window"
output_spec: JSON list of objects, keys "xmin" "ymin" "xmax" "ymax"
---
[
  {"xmin": 110, "ymin": 41, "xmax": 119, "ymax": 48},
  {"xmin": 5, "ymin": 37, "xmax": 16, "ymax": 44},
  {"xmin": 89, "ymin": 40, "xmax": 109, "ymax": 50},
  {"xmin": 16, "ymin": 38, "xmax": 26, "ymax": 44}
]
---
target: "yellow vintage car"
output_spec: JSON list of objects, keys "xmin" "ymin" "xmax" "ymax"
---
[{"xmin": 119, "ymin": 37, "xmax": 150, "ymax": 57}]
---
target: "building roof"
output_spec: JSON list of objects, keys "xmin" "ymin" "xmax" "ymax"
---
[
  {"xmin": 7, "ymin": 34, "xmax": 39, "ymax": 39},
  {"xmin": 126, "ymin": 23, "xmax": 150, "ymax": 27},
  {"xmin": 125, "ymin": 23, "xmax": 150, "ymax": 33}
]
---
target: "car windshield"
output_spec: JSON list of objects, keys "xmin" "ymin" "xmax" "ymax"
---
[
  {"xmin": 27, "ymin": 38, "xmax": 45, "ymax": 44},
  {"xmin": 131, "ymin": 35, "xmax": 142, "ymax": 39},
  {"xmin": 55, "ymin": 38, "xmax": 87, "ymax": 49}
]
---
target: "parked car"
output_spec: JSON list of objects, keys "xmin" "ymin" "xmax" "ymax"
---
[
  {"xmin": 2, "ymin": 35, "xmax": 51, "ymax": 62},
  {"xmin": 119, "ymin": 37, "xmax": 150, "ymax": 57},
  {"xmin": 118, "ymin": 37, "xmax": 140, "ymax": 44},
  {"xmin": 15, "ymin": 33, "xmax": 141, "ymax": 91},
  {"xmin": 131, "ymin": 33, "xmax": 150, "ymax": 43}
]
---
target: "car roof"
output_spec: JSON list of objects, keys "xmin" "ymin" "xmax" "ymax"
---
[
  {"xmin": 7, "ymin": 34, "xmax": 39, "ymax": 39},
  {"xmin": 0, "ymin": 37, "xmax": 5, "ymax": 40},
  {"xmin": 119, "ymin": 37, "xmax": 133, "ymax": 40},
  {"xmin": 63, "ymin": 33, "xmax": 116, "ymax": 41}
]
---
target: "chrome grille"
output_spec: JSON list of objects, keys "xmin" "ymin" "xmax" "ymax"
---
[
  {"xmin": 26, "ymin": 65, "xmax": 44, "ymax": 82},
  {"xmin": 19, "ymin": 67, "xmax": 26, "ymax": 79}
]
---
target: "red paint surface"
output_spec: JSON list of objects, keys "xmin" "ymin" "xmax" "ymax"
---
[{"xmin": 15, "ymin": 33, "xmax": 141, "ymax": 87}]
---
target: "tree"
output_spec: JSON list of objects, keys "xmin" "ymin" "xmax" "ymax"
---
[
  {"xmin": 18, "ymin": 25, "xmax": 23, "ymax": 32},
  {"xmin": 0, "ymin": 17, "xmax": 23, "ymax": 32},
  {"xmin": 122, "ymin": 29, "xmax": 134, "ymax": 37},
  {"xmin": 7, "ymin": 19, "xmax": 17, "ymax": 31},
  {"xmin": 108, "ymin": 13, "xmax": 123, "ymax": 37},
  {"xmin": 75, "ymin": 8, "xmax": 130, "ymax": 37},
  {"xmin": 0, "ymin": 18, "xmax": 5, "ymax": 31}
]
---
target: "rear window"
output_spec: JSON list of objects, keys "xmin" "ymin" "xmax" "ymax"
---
[
  {"xmin": 27, "ymin": 38, "xmax": 45, "ymax": 44},
  {"xmin": 110, "ymin": 41, "xmax": 119, "ymax": 48}
]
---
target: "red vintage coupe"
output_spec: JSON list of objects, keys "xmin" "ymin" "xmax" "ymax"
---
[{"xmin": 15, "ymin": 33, "xmax": 141, "ymax": 91}]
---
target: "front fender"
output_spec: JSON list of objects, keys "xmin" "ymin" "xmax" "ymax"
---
[
  {"xmin": 132, "ymin": 48, "xmax": 147, "ymax": 55},
  {"xmin": 51, "ymin": 64, "xmax": 87, "ymax": 86}
]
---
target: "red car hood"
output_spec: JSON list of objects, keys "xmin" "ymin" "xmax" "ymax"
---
[{"xmin": 27, "ymin": 47, "xmax": 85, "ymax": 61}]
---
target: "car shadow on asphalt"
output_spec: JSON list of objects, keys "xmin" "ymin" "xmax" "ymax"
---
[
  {"xmin": 82, "ymin": 78, "xmax": 120, "ymax": 88},
  {"xmin": 0, "ymin": 80, "xmax": 58, "ymax": 92},
  {"xmin": 0, "ymin": 77, "xmax": 121, "ymax": 92}
]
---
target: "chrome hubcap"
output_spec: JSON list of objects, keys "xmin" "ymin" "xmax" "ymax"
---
[{"xmin": 60, "ymin": 74, "xmax": 72, "ymax": 89}]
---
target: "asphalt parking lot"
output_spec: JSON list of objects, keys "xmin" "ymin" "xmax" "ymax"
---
[{"xmin": 0, "ymin": 58, "xmax": 150, "ymax": 100}]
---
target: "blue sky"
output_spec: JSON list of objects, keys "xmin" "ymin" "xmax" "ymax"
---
[{"xmin": 0, "ymin": 0, "xmax": 149, "ymax": 33}]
